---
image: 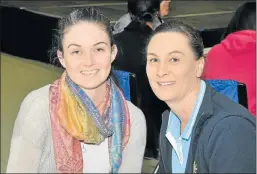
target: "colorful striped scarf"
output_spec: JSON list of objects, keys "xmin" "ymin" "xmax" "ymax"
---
[{"xmin": 49, "ymin": 72, "xmax": 130, "ymax": 173}]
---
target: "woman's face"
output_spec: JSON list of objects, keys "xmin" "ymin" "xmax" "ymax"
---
[
  {"xmin": 146, "ymin": 32, "xmax": 204, "ymax": 103},
  {"xmin": 58, "ymin": 22, "xmax": 117, "ymax": 89},
  {"xmin": 160, "ymin": 0, "xmax": 171, "ymax": 17}
]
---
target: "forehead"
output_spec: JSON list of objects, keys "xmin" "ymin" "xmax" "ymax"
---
[
  {"xmin": 147, "ymin": 32, "xmax": 190, "ymax": 54},
  {"xmin": 63, "ymin": 22, "xmax": 110, "ymax": 46}
]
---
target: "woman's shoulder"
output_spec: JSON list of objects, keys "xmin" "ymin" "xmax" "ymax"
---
[
  {"xmin": 20, "ymin": 84, "xmax": 51, "ymax": 111},
  {"xmin": 203, "ymin": 86, "xmax": 255, "ymax": 132},
  {"xmin": 23, "ymin": 85, "xmax": 51, "ymax": 103},
  {"xmin": 126, "ymin": 101, "xmax": 146, "ymax": 126},
  {"xmin": 12, "ymin": 85, "xmax": 52, "ymax": 146},
  {"xmin": 126, "ymin": 101, "xmax": 144, "ymax": 117},
  {"xmin": 14, "ymin": 85, "xmax": 51, "ymax": 134}
]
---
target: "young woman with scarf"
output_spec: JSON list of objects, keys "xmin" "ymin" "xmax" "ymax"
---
[{"xmin": 6, "ymin": 7, "xmax": 146, "ymax": 173}]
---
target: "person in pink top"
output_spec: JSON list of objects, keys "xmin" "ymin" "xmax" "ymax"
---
[{"xmin": 203, "ymin": 2, "xmax": 256, "ymax": 117}]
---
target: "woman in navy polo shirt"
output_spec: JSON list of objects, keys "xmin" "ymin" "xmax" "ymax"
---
[{"xmin": 145, "ymin": 19, "xmax": 256, "ymax": 173}]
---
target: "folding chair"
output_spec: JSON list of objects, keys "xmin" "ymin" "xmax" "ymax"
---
[{"xmin": 113, "ymin": 70, "xmax": 141, "ymax": 108}]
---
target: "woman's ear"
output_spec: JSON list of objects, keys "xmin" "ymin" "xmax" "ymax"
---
[
  {"xmin": 57, "ymin": 50, "xmax": 66, "ymax": 68},
  {"xmin": 111, "ymin": 45, "xmax": 118, "ymax": 63},
  {"xmin": 196, "ymin": 57, "xmax": 205, "ymax": 78}
]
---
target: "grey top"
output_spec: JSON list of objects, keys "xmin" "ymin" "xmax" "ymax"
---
[{"xmin": 6, "ymin": 84, "xmax": 147, "ymax": 173}]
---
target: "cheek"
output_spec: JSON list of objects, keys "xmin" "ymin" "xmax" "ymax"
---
[
  {"xmin": 172, "ymin": 62, "xmax": 196, "ymax": 78},
  {"xmin": 176, "ymin": 65, "xmax": 198, "ymax": 90},
  {"xmin": 94, "ymin": 52, "xmax": 112, "ymax": 66},
  {"xmin": 64, "ymin": 58, "xmax": 81, "ymax": 71},
  {"xmin": 96, "ymin": 58, "xmax": 112, "ymax": 69},
  {"xmin": 97, "ymin": 61, "xmax": 112, "ymax": 82},
  {"xmin": 146, "ymin": 65, "xmax": 156, "ymax": 80},
  {"xmin": 146, "ymin": 66, "xmax": 160, "ymax": 92}
]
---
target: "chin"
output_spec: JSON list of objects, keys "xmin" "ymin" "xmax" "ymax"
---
[
  {"xmin": 157, "ymin": 94, "xmax": 174, "ymax": 103},
  {"xmin": 78, "ymin": 80, "xmax": 106, "ymax": 90},
  {"xmin": 70, "ymin": 72, "xmax": 109, "ymax": 90}
]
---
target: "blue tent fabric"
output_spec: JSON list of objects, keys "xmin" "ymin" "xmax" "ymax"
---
[
  {"xmin": 206, "ymin": 80, "xmax": 239, "ymax": 103},
  {"xmin": 113, "ymin": 70, "xmax": 131, "ymax": 101}
]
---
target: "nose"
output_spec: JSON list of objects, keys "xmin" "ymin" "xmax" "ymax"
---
[
  {"xmin": 157, "ymin": 62, "xmax": 169, "ymax": 77},
  {"xmin": 82, "ymin": 51, "xmax": 94, "ymax": 67}
]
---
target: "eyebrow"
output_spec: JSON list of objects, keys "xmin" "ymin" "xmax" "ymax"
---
[
  {"xmin": 147, "ymin": 50, "xmax": 184, "ymax": 57},
  {"xmin": 93, "ymin": 42, "xmax": 108, "ymax": 46},
  {"xmin": 67, "ymin": 42, "xmax": 108, "ymax": 48},
  {"xmin": 168, "ymin": 50, "xmax": 185, "ymax": 55},
  {"xmin": 147, "ymin": 53, "xmax": 158, "ymax": 57},
  {"xmin": 67, "ymin": 43, "xmax": 81, "ymax": 48}
]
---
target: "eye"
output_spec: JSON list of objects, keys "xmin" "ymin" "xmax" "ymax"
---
[
  {"xmin": 95, "ymin": 48, "xmax": 105, "ymax": 52},
  {"xmin": 71, "ymin": 50, "xmax": 80, "ymax": 55},
  {"xmin": 170, "ymin": 58, "xmax": 179, "ymax": 63},
  {"xmin": 149, "ymin": 58, "xmax": 159, "ymax": 63}
]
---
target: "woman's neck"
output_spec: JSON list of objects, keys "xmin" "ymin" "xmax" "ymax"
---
[
  {"xmin": 82, "ymin": 82, "xmax": 108, "ymax": 107},
  {"xmin": 167, "ymin": 80, "xmax": 201, "ymax": 132}
]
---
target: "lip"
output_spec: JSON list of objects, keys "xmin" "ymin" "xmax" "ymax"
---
[
  {"xmin": 157, "ymin": 81, "xmax": 176, "ymax": 86},
  {"xmin": 80, "ymin": 69, "xmax": 99, "ymax": 75}
]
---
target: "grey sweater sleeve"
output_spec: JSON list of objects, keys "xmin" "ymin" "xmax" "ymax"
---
[
  {"xmin": 118, "ymin": 101, "xmax": 147, "ymax": 173},
  {"xmin": 6, "ymin": 90, "xmax": 49, "ymax": 173},
  {"xmin": 207, "ymin": 116, "xmax": 256, "ymax": 173}
]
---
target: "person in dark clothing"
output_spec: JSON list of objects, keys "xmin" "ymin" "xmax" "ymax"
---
[
  {"xmin": 114, "ymin": 0, "xmax": 160, "ymax": 74},
  {"xmin": 112, "ymin": 0, "xmax": 170, "ymax": 35},
  {"xmin": 114, "ymin": 23, "xmax": 152, "ymax": 74},
  {"xmin": 146, "ymin": 19, "xmax": 256, "ymax": 173},
  {"xmin": 114, "ymin": 0, "xmax": 162, "ymax": 159}
]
